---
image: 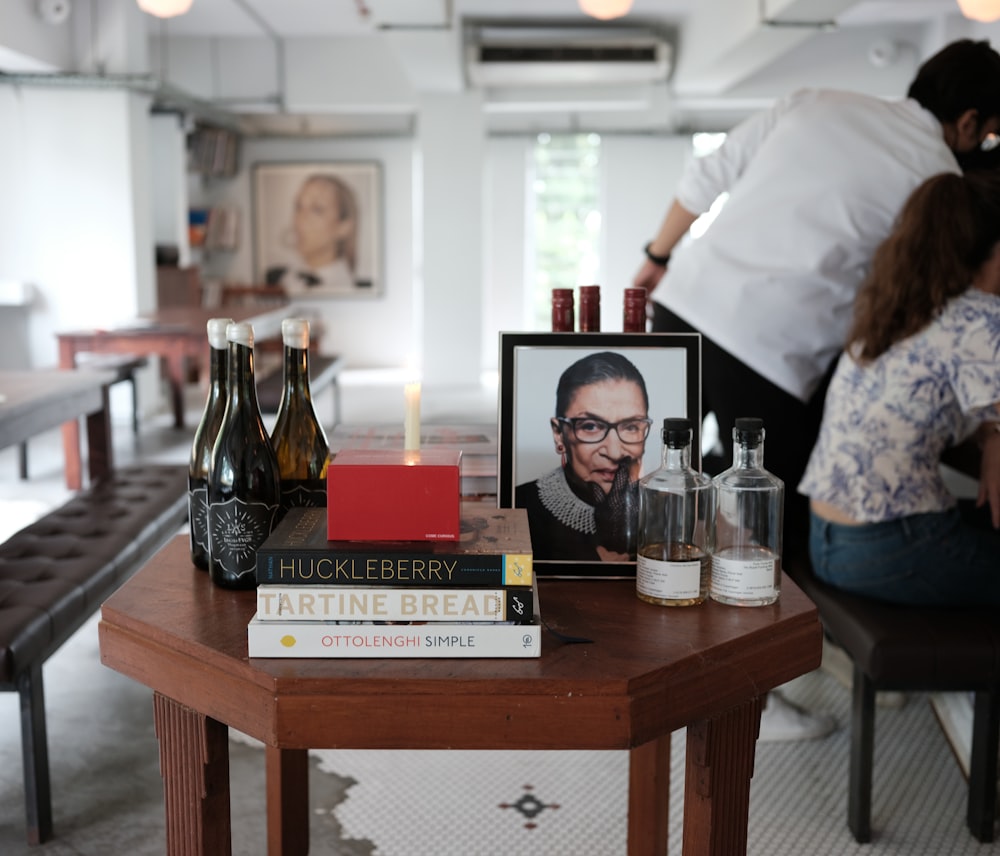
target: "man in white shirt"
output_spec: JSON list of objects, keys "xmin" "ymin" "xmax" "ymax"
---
[{"xmin": 634, "ymin": 38, "xmax": 1000, "ymax": 741}]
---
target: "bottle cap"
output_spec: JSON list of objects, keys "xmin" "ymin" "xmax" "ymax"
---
[
  {"xmin": 281, "ymin": 318, "xmax": 310, "ymax": 350},
  {"xmin": 733, "ymin": 417, "xmax": 764, "ymax": 443},
  {"xmin": 207, "ymin": 317, "xmax": 233, "ymax": 350},
  {"xmin": 661, "ymin": 417, "xmax": 691, "ymax": 447},
  {"xmin": 227, "ymin": 321, "xmax": 254, "ymax": 347}
]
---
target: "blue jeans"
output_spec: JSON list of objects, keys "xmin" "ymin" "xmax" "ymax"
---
[{"xmin": 808, "ymin": 503, "xmax": 1000, "ymax": 606}]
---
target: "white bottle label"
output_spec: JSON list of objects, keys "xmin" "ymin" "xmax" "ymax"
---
[
  {"xmin": 710, "ymin": 555, "xmax": 778, "ymax": 600},
  {"xmin": 636, "ymin": 556, "xmax": 701, "ymax": 600}
]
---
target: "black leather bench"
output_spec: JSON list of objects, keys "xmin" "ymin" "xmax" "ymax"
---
[
  {"xmin": 0, "ymin": 464, "xmax": 188, "ymax": 845},
  {"xmin": 785, "ymin": 553, "xmax": 1000, "ymax": 844}
]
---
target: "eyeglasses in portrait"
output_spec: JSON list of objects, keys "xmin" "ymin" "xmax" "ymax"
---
[{"xmin": 498, "ymin": 332, "xmax": 702, "ymax": 577}]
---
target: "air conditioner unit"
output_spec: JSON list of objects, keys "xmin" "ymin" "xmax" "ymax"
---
[{"xmin": 464, "ymin": 22, "xmax": 672, "ymax": 88}]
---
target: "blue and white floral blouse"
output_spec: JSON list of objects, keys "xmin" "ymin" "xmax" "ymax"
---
[{"xmin": 798, "ymin": 288, "xmax": 1000, "ymax": 522}]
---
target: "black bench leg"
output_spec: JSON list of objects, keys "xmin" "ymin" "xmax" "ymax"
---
[
  {"xmin": 18, "ymin": 664, "xmax": 53, "ymax": 844},
  {"xmin": 129, "ymin": 374, "xmax": 140, "ymax": 436},
  {"xmin": 967, "ymin": 690, "xmax": 999, "ymax": 841},
  {"xmin": 18, "ymin": 441, "xmax": 28, "ymax": 480},
  {"xmin": 848, "ymin": 663, "xmax": 875, "ymax": 843}
]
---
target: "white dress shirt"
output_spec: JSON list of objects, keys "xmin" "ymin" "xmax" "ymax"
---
[{"xmin": 662, "ymin": 88, "xmax": 960, "ymax": 402}]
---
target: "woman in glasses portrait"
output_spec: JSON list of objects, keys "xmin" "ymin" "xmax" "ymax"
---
[{"xmin": 515, "ymin": 351, "xmax": 652, "ymax": 562}]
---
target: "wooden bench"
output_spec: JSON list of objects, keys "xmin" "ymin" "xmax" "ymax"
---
[
  {"xmin": 784, "ymin": 551, "xmax": 1000, "ymax": 843},
  {"xmin": 255, "ymin": 353, "xmax": 346, "ymax": 425},
  {"xmin": 0, "ymin": 464, "xmax": 188, "ymax": 844}
]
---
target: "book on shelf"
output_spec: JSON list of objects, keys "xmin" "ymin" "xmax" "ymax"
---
[
  {"xmin": 256, "ymin": 584, "xmax": 534, "ymax": 624},
  {"xmin": 247, "ymin": 582, "xmax": 541, "ymax": 659},
  {"xmin": 255, "ymin": 505, "xmax": 533, "ymax": 587}
]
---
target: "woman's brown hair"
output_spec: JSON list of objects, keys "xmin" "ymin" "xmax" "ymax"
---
[{"xmin": 848, "ymin": 172, "xmax": 1000, "ymax": 362}]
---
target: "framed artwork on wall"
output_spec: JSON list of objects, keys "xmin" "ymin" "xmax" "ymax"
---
[
  {"xmin": 252, "ymin": 161, "xmax": 382, "ymax": 298},
  {"xmin": 498, "ymin": 331, "xmax": 702, "ymax": 578}
]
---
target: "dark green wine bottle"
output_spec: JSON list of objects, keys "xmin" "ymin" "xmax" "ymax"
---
[
  {"xmin": 270, "ymin": 318, "xmax": 330, "ymax": 516},
  {"xmin": 207, "ymin": 321, "xmax": 281, "ymax": 589},
  {"xmin": 188, "ymin": 317, "xmax": 232, "ymax": 571}
]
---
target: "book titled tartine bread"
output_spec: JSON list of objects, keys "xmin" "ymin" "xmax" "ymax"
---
[
  {"xmin": 255, "ymin": 505, "xmax": 533, "ymax": 587},
  {"xmin": 247, "ymin": 581, "xmax": 541, "ymax": 659}
]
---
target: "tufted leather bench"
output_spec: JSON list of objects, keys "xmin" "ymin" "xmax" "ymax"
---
[
  {"xmin": 0, "ymin": 464, "xmax": 188, "ymax": 845},
  {"xmin": 785, "ymin": 552, "xmax": 1000, "ymax": 844}
]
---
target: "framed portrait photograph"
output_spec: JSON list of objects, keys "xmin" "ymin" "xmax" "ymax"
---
[
  {"xmin": 253, "ymin": 161, "xmax": 382, "ymax": 298},
  {"xmin": 498, "ymin": 332, "xmax": 702, "ymax": 578}
]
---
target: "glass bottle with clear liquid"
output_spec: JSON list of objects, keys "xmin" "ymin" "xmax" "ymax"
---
[
  {"xmin": 636, "ymin": 417, "xmax": 714, "ymax": 606},
  {"xmin": 710, "ymin": 417, "xmax": 783, "ymax": 606},
  {"xmin": 207, "ymin": 322, "xmax": 281, "ymax": 590},
  {"xmin": 270, "ymin": 318, "xmax": 330, "ymax": 516},
  {"xmin": 188, "ymin": 316, "xmax": 232, "ymax": 571}
]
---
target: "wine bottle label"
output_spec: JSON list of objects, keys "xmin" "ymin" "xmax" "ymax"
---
[
  {"xmin": 636, "ymin": 556, "xmax": 701, "ymax": 599},
  {"xmin": 710, "ymin": 554, "xmax": 779, "ymax": 600},
  {"xmin": 281, "ymin": 480, "xmax": 328, "ymax": 509},
  {"xmin": 188, "ymin": 483, "xmax": 209, "ymax": 553},
  {"xmin": 208, "ymin": 496, "xmax": 279, "ymax": 576}
]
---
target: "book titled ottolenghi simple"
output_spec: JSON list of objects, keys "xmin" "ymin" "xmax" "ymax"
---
[{"xmin": 256, "ymin": 505, "xmax": 533, "ymax": 587}]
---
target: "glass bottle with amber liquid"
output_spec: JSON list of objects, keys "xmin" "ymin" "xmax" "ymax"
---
[
  {"xmin": 188, "ymin": 316, "xmax": 232, "ymax": 570},
  {"xmin": 711, "ymin": 417, "xmax": 783, "ymax": 606},
  {"xmin": 637, "ymin": 418, "xmax": 714, "ymax": 606},
  {"xmin": 207, "ymin": 321, "xmax": 281, "ymax": 590},
  {"xmin": 270, "ymin": 318, "xmax": 330, "ymax": 515}
]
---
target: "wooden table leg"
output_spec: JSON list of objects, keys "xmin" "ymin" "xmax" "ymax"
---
[
  {"xmin": 85, "ymin": 385, "xmax": 113, "ymax": 482},
  {"xmin": 628, "ymin": 734, "xmax": 671, "ymax": 855},
  {"xmin": 266, "ymin": 746, "xmax": 310, "ymax": 856},
  {"xmin": 57, "ymin": 340, "xmax": 84, "ymax": 490},
  {"xmin": 163, "ymin": 351, "xmax": 188, "ymax": 429},
  {"xmin": 153, "ymin": 693, "xmax": 232, "ymax": 856},
  {"xmin": 682, "ymin": 697, "xmax": 763, "ymax": 856}
]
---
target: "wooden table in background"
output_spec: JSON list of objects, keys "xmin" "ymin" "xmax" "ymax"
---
[
  {"xmin": 55, "ymin": 304, "xmax": 288, "ymax": 431},
  {"xmin": 0, "ymin": 367, "xmax": 114, "ymax": 490},
  {"xmin": 99, "ymin": 536, "xmax": 822, "ymax": 856}
]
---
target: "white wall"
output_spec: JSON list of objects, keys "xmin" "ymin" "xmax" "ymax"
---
[
  {"xmin": 0, "ymin": 85, "xmax": 151, "ymax": 372},
  {"xmin": 195, "ymin": 134, "xmax": 417, "ymax": 372}
]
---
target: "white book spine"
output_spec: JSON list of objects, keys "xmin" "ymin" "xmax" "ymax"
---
[
  {"xmin": 247, "ymin": 614, "xmax": 541, "ymax": 658},
  {"xmin": 255, "ymin": 585, "xmax": 533, "ymax": 623}
]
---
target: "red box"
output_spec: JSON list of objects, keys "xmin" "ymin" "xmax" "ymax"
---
[{"xmin": 327, "ymin": 448, "xmax": 461, "ymax": 541}]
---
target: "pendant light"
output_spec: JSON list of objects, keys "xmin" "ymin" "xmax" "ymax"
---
[
  {"xmin": 956, "ymin": 0, "xmax": 1000, "ymax": 22},
  {"xmin": 137, "ymin": 0, "xmax": 193, "ymax": 18},
  {"xmin": 578, "ymin": 0, "xmax": 634, "ymax": 21}
]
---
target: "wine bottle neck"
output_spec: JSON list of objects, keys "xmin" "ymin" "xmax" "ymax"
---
[
  {"xmin": 282, "ymin": 346, "xmax": 313, "ymax": 401},
  {"xmin": 227, "ymin": 341, "xmax": 261, "ymax": 411}
]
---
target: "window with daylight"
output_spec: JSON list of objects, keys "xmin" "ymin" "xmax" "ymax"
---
[{"xmin": 530, "ymin": 133, "xmax": 602, "ymax": 331}]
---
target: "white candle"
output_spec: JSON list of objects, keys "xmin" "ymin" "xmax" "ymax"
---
[{"xmin": 404, "ymin": 382, "xmax": 421, "ymax": 451}]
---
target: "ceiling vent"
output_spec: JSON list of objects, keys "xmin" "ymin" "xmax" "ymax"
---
[{"xmin": 464, "ymin": 22, "xmax": 672, "ymax": 87}]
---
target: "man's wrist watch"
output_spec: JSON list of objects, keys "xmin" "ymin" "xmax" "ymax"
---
[{"xmin": 644, "ymin": 242, "xmax": 671, "ymax": 267}]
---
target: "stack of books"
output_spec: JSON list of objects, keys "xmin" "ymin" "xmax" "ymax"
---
[{"xmin": 247, "ymin": 502, "xmax": 539, "ymax": 658}]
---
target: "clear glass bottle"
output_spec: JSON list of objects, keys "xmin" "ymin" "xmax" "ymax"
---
[
  {"xmin": 188, "ymin": 316, "xmax": 232, "ymax": 571},
  {"xmin": 637, "ymin": 417, "xmax": 714, "ymax": 606},
  {"xmin": 578, "ymin": 284, "xmax": 601, "ymax": 331},
  {"xmin": 551, "ymin": 288, "xmax": 575, "ymax": 332},
  {"xmin": 270, "ymin": 318, "xmax": 330, "ymax": 515},
  {"xmin": 623, "ymin": 287, "xmax": 646, "ymax": 333},
  {"xmin": 207, "ymin": 321, "xmax": 281, "ymax": 590},
  {"xmin": 711, "ymin": 417, "xmax": 783, "ymax": 606}
]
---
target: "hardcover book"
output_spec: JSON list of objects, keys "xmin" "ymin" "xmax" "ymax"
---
[
  {"xmin": 255, "ymin": 505, "xmax": 533, "ymax": 587},
  {"xmin": 247, "ymin": 582, "xmax": 541, "ymax": 659},
  {"xmin": 256, "ymin": 584, "xmax": 534, "ymax": 624}
]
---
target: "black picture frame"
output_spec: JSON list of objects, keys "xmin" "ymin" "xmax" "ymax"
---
[{"xmin": 498, "ymin": 332, "xmax": 702, "ymax": 578}]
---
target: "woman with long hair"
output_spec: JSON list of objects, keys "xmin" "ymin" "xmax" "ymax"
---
[{"xmin": 799, "ymin": 172, "xmax": 1000, "ymax": 605}]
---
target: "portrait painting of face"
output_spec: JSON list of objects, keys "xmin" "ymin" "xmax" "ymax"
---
[
  {"xmin": 499, "ymin": 332, "xmax": 702, "ymax": 577},
  {"xmin": 253, "ymin": 162, "xmax": 382, "ymax": 298}
]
